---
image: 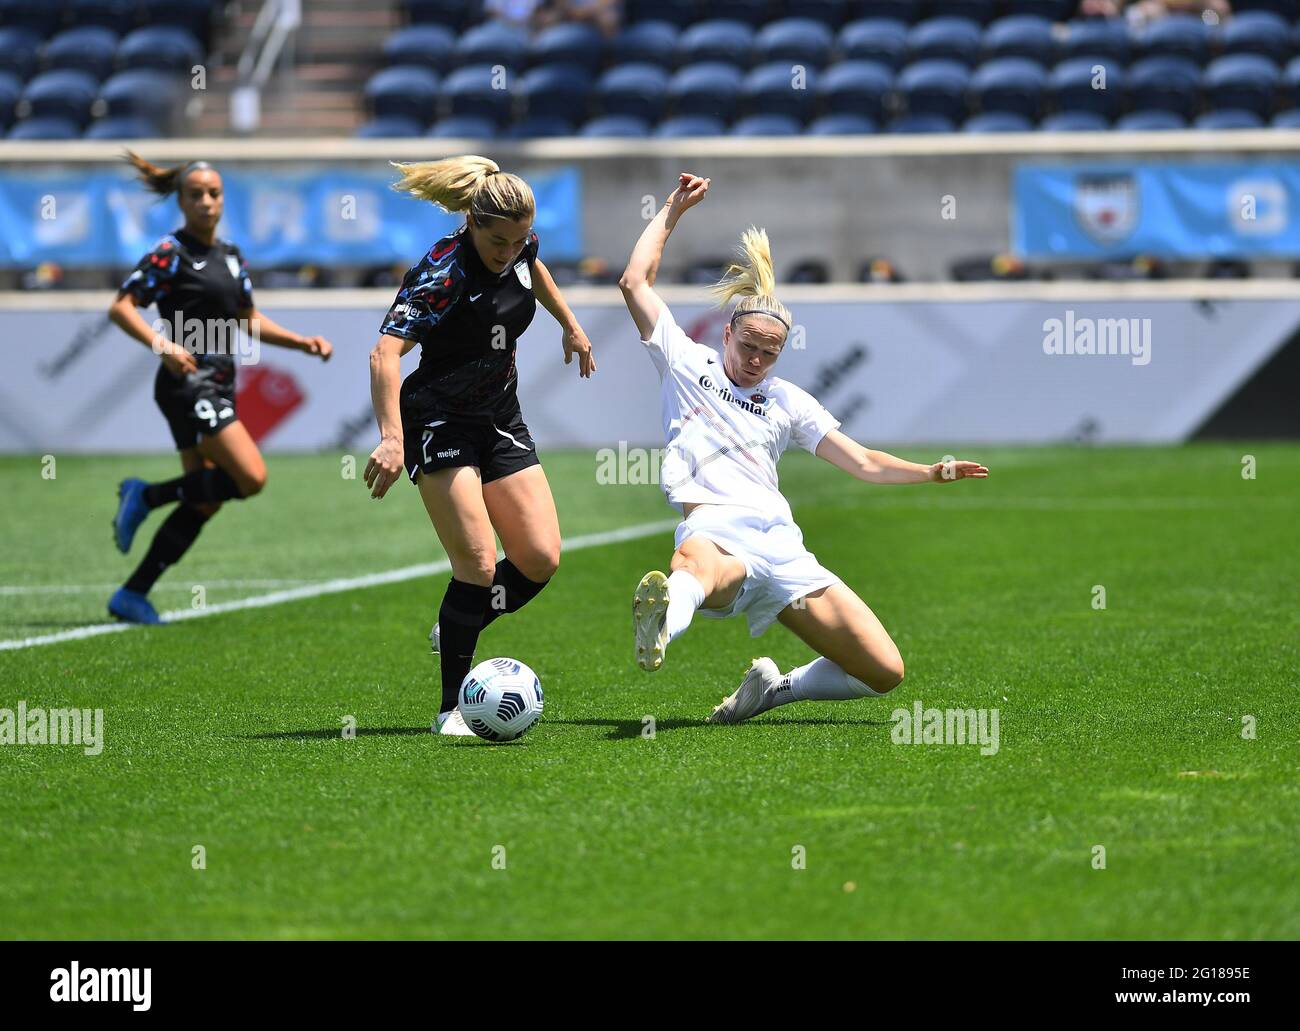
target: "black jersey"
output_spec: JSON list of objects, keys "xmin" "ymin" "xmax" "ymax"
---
[
  {"xmin": 380, "ymin": 224, "xmax": 540, "ymax": 423},
  {"xmin": 119, "ymin": 228, "xmax": 255, "ymax": 379}
]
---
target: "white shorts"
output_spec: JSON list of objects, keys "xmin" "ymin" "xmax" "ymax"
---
[{"xmin": 674, "ymin": 504, "xmax": 841, "ymax": 638}]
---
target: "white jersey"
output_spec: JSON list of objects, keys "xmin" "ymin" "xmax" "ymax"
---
[{"xmin": 640, "ymin": 303, "xmax": 840, "ymax": 521}]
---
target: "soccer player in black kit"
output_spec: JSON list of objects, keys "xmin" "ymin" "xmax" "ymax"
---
[
  {"xmin": 364, "ymin": 155, "xmax": 596, "ymax": 737},
  {"xmin": 106, "ymin": 152, "xmax": 334, "ymax": 625}
]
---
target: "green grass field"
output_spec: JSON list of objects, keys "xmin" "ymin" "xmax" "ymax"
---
[{"xmin": 1, "ymin": 444, "xmax": 1297, "ymax": 939}]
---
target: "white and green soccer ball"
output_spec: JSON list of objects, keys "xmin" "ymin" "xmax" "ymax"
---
[{"xmin": 458, "ymin": 658, "xmax": 543, "ymax": 742}]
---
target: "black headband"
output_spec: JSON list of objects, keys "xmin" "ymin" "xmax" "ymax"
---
[{"xmin": 730, "ymin": 307, "xmax": 790, "ymax": 331}]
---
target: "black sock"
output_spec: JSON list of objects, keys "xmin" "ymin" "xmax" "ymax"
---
[
  {"xmin": 480, "ymin": 558, "xmax": 551, "ymax": 631},
  {"xmin": 438, "ymin": 578, "xmax": 492, "ymax": 714},
  {"xmin": 144, "ymin": 468, "xmax": 243, "ymax": 508},
  {"xmin": 123, "ymin": 504, "xmax": 210, "ymax": 595}
]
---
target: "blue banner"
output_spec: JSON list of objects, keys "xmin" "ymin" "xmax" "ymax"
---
[
  {"xmin": 1013, "ymin": 162, "xmax": 1300, "ymax": 259},
  {"xmin": 0, "ymin": 166, "xmax": 583, "ymax": 267}
]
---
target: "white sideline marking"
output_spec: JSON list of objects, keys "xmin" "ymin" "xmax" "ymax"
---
[
  {"xmin": 0, "ymin": 518, "xmax": 678, "ymax": 653},
  {"xmin": 0, "ymin": 579, "xmax": 318, "ymax": 595}
]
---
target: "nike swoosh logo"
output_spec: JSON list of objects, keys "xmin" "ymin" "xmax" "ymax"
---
[
  {"xmin": 469, "ymin": 292, "xmax": 482, "ymax": 301},
  {"xmin": 707, "ymin": 358, "xmax": 716, "ymax": 364},
  {"xmin": 192, "ymin": 261, "xmax": 207, "ymax": 270}
]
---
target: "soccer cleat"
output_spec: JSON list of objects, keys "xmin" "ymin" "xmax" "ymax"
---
[
  {"xmin": 112, "ymin": 477, "xmax": 151, "ymax": 554},
  {"xmin": 434, "ymin": 708, "xmax": 475, "ymax": 737},
  {"xmin": 633, "ymin": 570, "xmax": 670, "ymax": 672},
  {"xmin": 107, "ymin": 587, "xmax": 164, "ymax": 625},
  {"xmin": 707, "ymin": 657, "xmax": 786, "ymax": 725},
  {"xmin": 429, "ymin": 621, "xmax": 440, "ymax": 654}
]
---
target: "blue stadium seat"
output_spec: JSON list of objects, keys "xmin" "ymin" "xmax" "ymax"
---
[
  {"xmin": 99, "ymin": 70, "xmax": 183, "ymax": 122},
  {"xmin": 68, "ymin": 0, "xmax": 136, "ymax": 32},
  {"xmin": 816, "ymin": 59, "xmax": 893, "ymax": 119},
  {"xmin": 0, "ymin": 28, "xmax": 42, "ymax": 81},
  {"xmin": 21, "ymin": 70, "xmax": 99, "ymax": 127},
  {"xmin": 597, "ymin": 63, "xmax": 670, "ymax": 121},
  {"xmin": 453, "ymin": 22, "xmax": 528, "ymax": 73},
  {"xmin": 442, "ymin": 64, "xmax": 514, "ymax": 123},
  {"xmin": 365, "ymin": 67, "xmax": 440, "ymax": 123},
  {"xmin": 703, "ymin": 0, "xmax": 775, "ymax": 27},
  {"xmin": 1002, "ymin": 0, "xmax": 1073, "ymax": 20},
  {"xmin": 897, "ymin": 59, "xmax": 971, "ymax": 120},
  {"xmin": 655, "ymin": 114, "xmax": 728, "ymax": 136},
  {"xmin": 528, "ymin": 22, "xmax": 606, "ymax": 74},
  {"xmin": 84, "ymin": 115, "xmax": 164, "ymax": 139},
  {"xmin": 581, "ymin": 114, "xmax": 651, "ymax": 137},
  {"xmin": 908, "ymin": 18, "xmax": 982, "ymax": 66},
  {"xmin": 963, "ymin": 111, "xmax": 1033, "ymax": 131},
  {"xmin": 1283, "ymin": 54, "xmax": 1300, "ymax": 96},
  {"xmin": 1061, "ymin": 18, "xmax": 1129, "ymax": 63},
  {"xmin": 807, "ymin": 112, "xmax": 878, "ymax": 132},
  {"xmin": 624, "ymin": 0, "xmax": 697, "ymax": 28},
  {"xmin": 427, "ymin": 115, "xmax": 497, "ymax": 138},
  {"xmin": 971, "ymin": 57, "xmax": 1047, "ymax": 117},
  {"xmin": 382, "ymin": 25, "xmax": 456, "ymax": 74},
  {"xmin": 610, "ymin": 21, "xmax": 680, "ymax": 69},
  {"xmin": 786, "ymin": 0, "xmax": 848, "ymax": 25},
  {"xmin": 755, "ymin": 18, "xmax": 835, "ymax": 68},
  {"xmin": 0, "ymin": 0, "xmax": 62, "ymax": 37},
  {"xmin": 117, "ymin": 28, "xmax": 204, "ymax": 75},
  {"xmin": 521, "ymin": 64, "xmax": 593, "ymax": 120},
  {"xmin": 1114, "ymin": 109, "xmax": 1187, "ymax": 130},
  {"xmin": 8, "ymin": 116, "xmax": 82, "ymax": 139},
  {"xmin": 668, "ymin": 63, "xmax": 744, "ymax": 121},
  {"xmin": 1040, "ymin": 110, "xmax": 1110, "ymax": 131},
  {"xmin": 1271, "ymin": 107, "xmax": 1300, "ymax": 127},
  {"xmin": 931, "ymin": 0, "xmax": 997, "ymax": 25},
  {"xmin": 140, "ymin": 0, "xmax": 216, "ymax": 45},
  {"xmin": 1127, "ymin": 55, "xmax": 1202, "ymax": 119},
  {"xmin": 0, "ymin": 72, "xmax": 22, "ymax": 130},
  {"xmin": 354, "ymin": 116, "xmax": 424, "ymax": 138},
  {"xmin": 676, "ymin": 20, "xmax": 757, "ymax": 68},
  {"xmin": 838, "ymin": 19, "xmax": 909, "ymax": 69},
  {"xmin": 741, "ymin": 61, "xmax": 819, "ymax": 120},
  {"xmin": 1134, "ymin": 14, "xmax": 1210, "ymax": 64},
  {"xmin": 1050, "ymin": 56, "xmax": 1124, "ymax": 117},
  {"xmin": 1194, "ymin": 108, "xmax": 1265, "ymax": 129},
  {"xmin": 888, "ymin": 112, "xmax": 957, "ymax": 131},
  {"xmin": 506, "ymin": 115, "xmax": 575, "ymax": 138},
  {"xmin": 983, "ymin": 16, "xmax": 1054, "ymax": 63},
  {"xmin": 731, "ymin": 113, "xmax": 803, "ymax": 134},
  {"xmin": 43, "ymin": 28, "xmax": 120, "ymax": 82},
  {"xmin": 404, "ymin": 0, "xmax": 479, "ymax": 31},
  {"xmin": 848, "ymin": 0, "xmax": 922, "ymax": 23},
  {"xmin": 1203, "ymin": 54, "xmax": 1280, "ymax": 118},
  {"xmin": 1221, "ymin": 12, "xmax": 1291, "ymax": 63}
]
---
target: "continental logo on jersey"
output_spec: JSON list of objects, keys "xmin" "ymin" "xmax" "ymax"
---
[{"xmin": 698, "ymin": 374, "xmax": 768, "ymax": 417}]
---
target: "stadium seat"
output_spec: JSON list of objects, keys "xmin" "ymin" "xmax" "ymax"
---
[
  {"xmin": 43, "ymin": 28, "xmax": 120, "ymax": 82},
  {"xmin": 21, "ymin": 70, "xmax": 99, "ymax": 127},
  {"xmin": 1039, "ymin": 110, "xmax": 1110, "ymax": 131},
  {"xmin": 596, "ymin": 63, "xmax": 670, "ymax": 122},
  {"xmin": 521, "ymin": 63, "xmax": 593, "ymax": 120},
  {"xmin": 0, "ymin": 28, "xmax": 42, "ymax": 81},
  {"xmin": 1127, "ymin": 55, "xmax": 1203, "ymax": 119},
  {"xmin": 1134, "ymin": 14, "xmax": 1210, "ymax": 64},
  {"xmin": 0, "ymin": 0, "xmax": 62, "ymax": 37},
  {"xmin": 847, "ymin": 0, "xmax": 921, "ymax": 23},
  {"xmin": 931, "ymin": 0, "xmax": 997, "ymax": 25},
  {"xmin": 1220, "ymin": 11, "xmax": 1292, "ymax": 63},
  {"xmin": 355, "ymin": 116, "xmax": 424, "ymax": 138},
  {"xmin": 755, "ymin": 18, "xmax": 835, "ymax": 68},
  {"xmin": 676, "ymin": 20, "xmax": 757, "ymax": 69},
  {"xmin": 453, "ymin": 22, "xmax": 528, "ymax": 73},
  {"xmin": 668, "ymin": 63, "xmax": 744, "ymax": 121},
  {"xmin": 970, "ymin": 57, "xmax": 1047, "ymax": 117},
  {"xmin": 99, "ymin": 69, "xmax": 183, "ymax": 123},
  {"xmin": 8, "ymin": 116, "xmax": 81, "ymax": 139},
  {"xmin": 404, "ymin": 0, "xmax": 479, "ymax": 31},
  {"xmin": 731, "ymin": 113, "xmax": 803, "ymax": 134},
  {"xmin": 741, "ymin": 61, "xmax": 819, "ymax": 120},
  {"xmin": 581, "ymin": 114, "xmax": 651, "ymax": 137},
  {"xmin": 67, "ymin": 0, "xmax": 136, "ymax": 32},
  {"xmin": 1061, "ymin": 18, "xmax": 1129, "ymax": 63},
  {"xmin": 983, "ymin": 16, "xmax": 1054, "ymax": 63},
  {"xmin": 1271, "ymin": 107, "xmax": 1300, "ymax": 126},
  {"xmin": 427, "ymin": 115, "xmax": 497, "ymax": 138},
  {"xmin": 624, "ymin": 0, "xmax": 697, "ymax": 28},
  {"xmin": 655, "ymin": 115, "xmax": 727, "ymax": 136},
  {"xmin": 1050, "ymin": 56, "xmax": 1124, "ymax": 117},
  {"xmin": 786, "ymin": 0, "xmax": 848, "ymax": 25},
  {"xmin": 139, "ymin": 0, "xmax": 216, "ymax": 46},
  {"xmin": 84, "ymin": 115, "xmax": 163, "ymax": 139},
  {"xmin": 1194, "ymin": 108, "xmax": 1265, "ymax": 129},
  {"xmin": 816, "ymin": 59, "xmax": 893, "ymax": 120},
  {"xmin": 382, "ymin": 25, "xmax": 456, "ymax": 74},
  {"xmin": 364, "ymin": 66, "xmax": 439, "ymax": 123},
  {"xmin": 897, "ymin": 59, "xmax": 971, "ymax": 121},
  {"xmin": 610, "ymin": 20, "xmax": 680, "ymax": 69},
  {"xmin": 117, "ymin": 28, "xmax": 204, "ymax": 76},
  {"xmin": 528, "ymin": 22, "xmax": 606, "ymax": 74},
  {"xmin": 964, "ymin": 111, "xmax": 1033, "ymax": 131},
  {"xmin": 505, "ymin": 115, "xmax": 575, "ymax": 138},
  {"xmin": 907, "ymin": 18, "xmax": 983, "ymax": 66},
  {"xmin": 1283, "ymin": 55, "xmax": 1300, "ymax": 96},
  {"xmin": 807, "ymin": 112, "xmax": 878, "ymax": 132},
  {"xmin": 1203, "ymin": 55, "xmax": 1280, "ymax": 118},
  {"xmin": 0, "ymin": 72, "xmax": 22, "ymax": 130},
  {"xmin": 838, "ymin": 19, "xmax": 909, "ymax": 69},
  {"xmin": 442, "ymin": 64, "xmax": 514, "ymax": 124},
  {"xmin": 1114, "ymin": 109, "xmax": 1187, "ymax": 130},
  {"xmin": 888, "ymin": 112, "xmax": 958, "ymax": 131}
]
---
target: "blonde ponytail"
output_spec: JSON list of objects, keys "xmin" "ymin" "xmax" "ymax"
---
[
  {"xmin": 711, "ymin": 226, "xmax": 792, "ymax": 335},
  {"xmin": 390, "ymin": 154, "xmax": 535, "ymax": 225}
]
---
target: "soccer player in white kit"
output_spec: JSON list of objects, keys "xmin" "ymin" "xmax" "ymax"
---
[{"xmin": 620, "ymin": 173, "xmax": 989, "ymax": 724}]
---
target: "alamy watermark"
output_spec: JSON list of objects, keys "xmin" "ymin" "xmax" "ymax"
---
[
  {"xmin": 891, "ymin": 699, "xmax": 1000, "ymax": 756},
  {"xmin": 0, "ymin": 701, "xmax": 103, "ymax": 755},
  {"xmin": 150, "ymin": 310, "xmax": 262, "ymax": 366},
  {"xmin": 1042, "ymin": 310, "xmax": 1151, "ymax": 367}
]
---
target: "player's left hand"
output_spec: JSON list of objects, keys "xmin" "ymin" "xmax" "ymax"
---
[
  {"xmin": 303, "ymin": 336, "xmax": 333, "ymax": 361},
  {"xmin": 930, "ymin": 459, "xmax": 989, "ymax": 482},
  {"xmin": 562, "ymin": 324, "xmax": 596, "ymax": 378}
]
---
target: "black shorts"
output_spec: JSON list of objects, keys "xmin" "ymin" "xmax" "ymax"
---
[
  {"xmin": 154, "ymin": 365, "xmax": 238, "ymax": 451},
  {"xmin": 403, "ymin": 407, "xmax": 541, "ymax": 486}
]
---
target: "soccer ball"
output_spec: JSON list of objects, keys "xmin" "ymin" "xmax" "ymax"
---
[{"xmin": 458, "ymin": 657, "xmax": 544, "ymax": 742}]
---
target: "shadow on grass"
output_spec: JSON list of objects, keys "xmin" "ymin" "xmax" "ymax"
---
[
  {"xmin": 242, "ymin": 727, "xmax": 430, "ymax": 741},
  {"xmin": 552, "ymin": 717, "xmax": 893, "ymax": 739}
]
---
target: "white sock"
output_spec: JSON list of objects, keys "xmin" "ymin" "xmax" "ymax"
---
[
  {"xmin": 786, "ymin": 656, "xmax": 883, "ymax": 701},
  {"xmin": 664, "ymin": 569, "xmax": 705, "ymax": 643}
]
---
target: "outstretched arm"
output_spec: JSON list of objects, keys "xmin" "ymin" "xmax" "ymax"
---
[
  {"xmin": 238, "ymin": 306, "xmax": 332, "ymax": 361},
  {"xmin": 814, "ymin": 429, "xmax": 988, "ymax": 485},
  {"xmin": 618, "ymin": 172, "xmax": 710, "ymax": 339},
  {"xmin": 533, "ymin": 258, "xmax": 596, "ymax": 378}
]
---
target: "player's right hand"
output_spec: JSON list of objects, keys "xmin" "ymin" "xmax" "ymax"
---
[
  {"xmin": 667, "ymin": 173, "xmax": 710, "ymax": 217},
  {"xmin": 364, "ymin": 436, "xmax": 404, "ymax": 500},
  {"xmin": 161, "ymin": 347, "xmax": 198, "ymax": 376}
]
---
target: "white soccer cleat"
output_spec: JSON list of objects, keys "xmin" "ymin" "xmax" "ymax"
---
[
  {"xmin": 429, "ymin": 621, "xmax": 440, "ymax": 654},
  {"xmin": 707, "ymin": 657, "xmax": 786, "ymax": 725},
  {"xmin": 633, "ymin": 570, "xmax": 670, "ymax": 672},
  {"xmin": 434, "ymin": 708, "xmax": 475, "ymax": 737}
]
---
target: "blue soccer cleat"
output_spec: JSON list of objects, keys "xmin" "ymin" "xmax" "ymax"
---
[
  {"xmin": 112, "ymin": 478, "xmax": 150, "ymax": 554},
  {"xmin": 107, "ymin": 587, "xmax": 164, "ymax": 625}
]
